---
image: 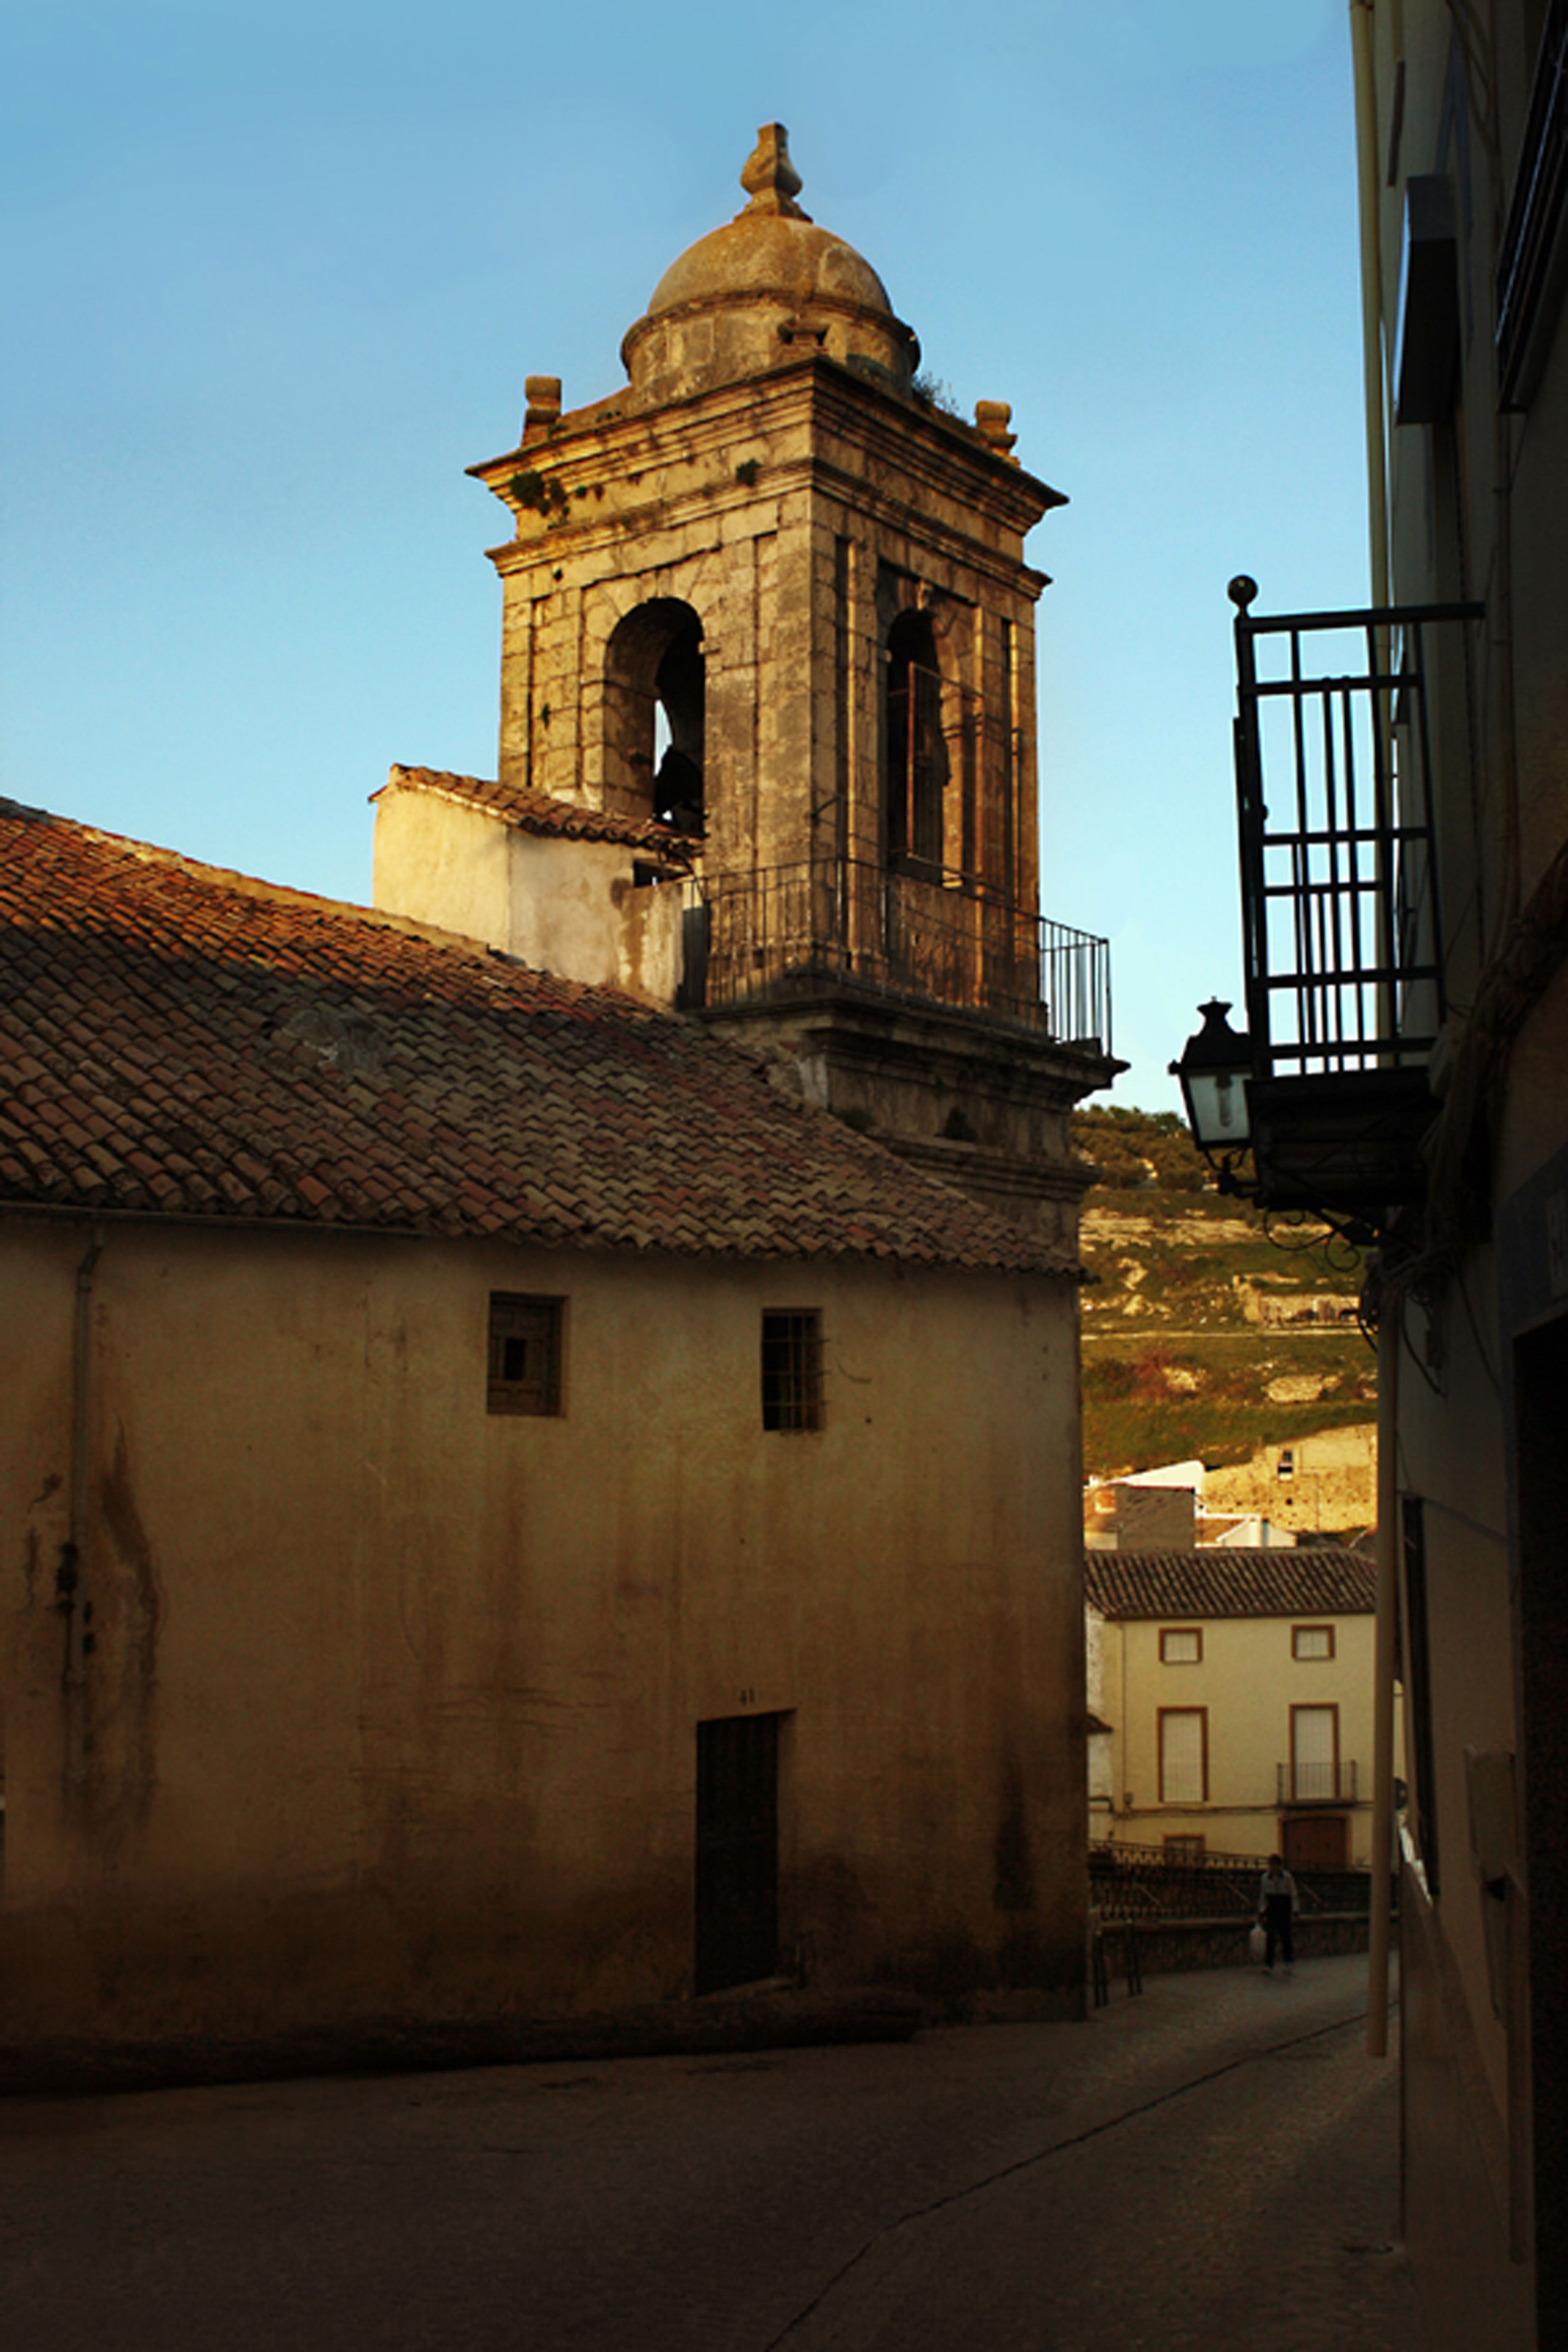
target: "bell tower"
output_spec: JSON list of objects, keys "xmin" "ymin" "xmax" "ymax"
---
[{"xmin": 446, "ymin": 127, "xmax": 1117, "ymax": 1241}]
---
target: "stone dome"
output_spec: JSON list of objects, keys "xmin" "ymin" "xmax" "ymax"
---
[{"xmin": 621, "ymin": 126, "xmax": 919, "ymax": 404}]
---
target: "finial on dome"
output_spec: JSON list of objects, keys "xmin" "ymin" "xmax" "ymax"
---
[{"xmin": 740, "ymin": 123, "xmax": 810, "ymax": 220}]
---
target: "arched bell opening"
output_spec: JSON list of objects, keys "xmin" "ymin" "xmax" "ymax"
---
[
  {"xmin": 884, "ymin": 610, "xmax": 947, "ymax": 873},
  {"xmin": 602, "ymin": 600, "xmax": 706, "ymax": 834}
]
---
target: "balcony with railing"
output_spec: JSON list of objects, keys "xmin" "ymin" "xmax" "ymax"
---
[
  {"xmin": 1225, "ymin": 579, "xmax": 1481, "ymax": 1221},
  {"xmin": 1277, "ymin": 1760, "xmax": 1359, "ymax": 1806},
  {"xmin": 674, "ymin": 856, "xmax": 1112, "ymax": 1054}
]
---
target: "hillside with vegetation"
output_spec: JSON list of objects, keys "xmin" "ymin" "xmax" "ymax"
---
[{"xmin": 1073, "ymin": 1105, "xmax": 1377, "ymax": 1483}]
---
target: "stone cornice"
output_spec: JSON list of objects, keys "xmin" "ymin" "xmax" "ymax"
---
[
  {"xmin": 803, "ymin": 360, "xmax": 1061, "ymax": 529},
  {"xmin": 484, "ymin": 471, "xmax": 1050, "ymax": 607},
  {"xmin": 886, "ymin": 1130, "xmax": 1097, "ymax": 1205},
  {"xmin": 471, "ymin": 355, "xmax": 1061, "ymax": 578},
  {"xmin": 479, "ymin": 362, "xmax": 1062, "ymax": 597},
  {"xmin": 701, "ymin": 979, "xmax": 1118, "ymax": 1101}
]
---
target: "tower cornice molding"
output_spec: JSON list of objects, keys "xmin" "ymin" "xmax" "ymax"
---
[{"xmin": 473, "ymin": 356, "xmax": 1061, "ymax": 584}]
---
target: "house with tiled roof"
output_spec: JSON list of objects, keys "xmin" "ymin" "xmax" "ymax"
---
[
  {"xmin": 1085, "ymin": 1549, "xmax": 1380, "ymax": 1870},
  {"xmin": 0, "ymin": 127, "xmax": 1117, "ymax": 2060},
  {"xmin": 0, "ymin": 795, "xmax": 1097, "ymax": 2049}
]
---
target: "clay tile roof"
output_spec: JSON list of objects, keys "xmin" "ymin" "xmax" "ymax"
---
[
  {"xmin": 0, "ymin": 799, "xmax": 1076, "ymax": 1273},
  {"xmin": 379, "ymin": 765, "xmax": 693, "ymax": 859},
  {"xmin": 1083, "ymin": 1549, "xmax": 1376, "ymax": 1620}
]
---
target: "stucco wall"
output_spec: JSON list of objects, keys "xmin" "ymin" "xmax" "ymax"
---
[
  {"xmin": 372, "ymin": 789, "xmax": 686, "ymax": 1007},
  {"xmin": 1, "ymin": 1218, "xmax": 1085, "ymax": 2044},
  {"xmin": 372, "ymin": 788, "xmax": 511, "ymax": 950}
]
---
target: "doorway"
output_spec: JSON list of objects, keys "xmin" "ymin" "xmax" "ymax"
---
[{"xmin": 694, "ymin": 1713, "xmax": 781, "ymax": 1995}]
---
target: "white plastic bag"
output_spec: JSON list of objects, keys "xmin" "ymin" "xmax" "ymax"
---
[{"xmin": 1249, "ymin": 1922, "xmax": 1267, "ymax": 1964}]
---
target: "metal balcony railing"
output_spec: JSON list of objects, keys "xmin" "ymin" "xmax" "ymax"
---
[
  {"xmin": 1225, "ymin": 583, "xmax": 1482, "ymax": 1219},
  {"xmin": 1277, "ymin": 1760, "xmax": 1359, "ymax": 1806},
  {"xmin": 1232, "ymin": 592, "xmax": 1479, "ymax": 1078},
  {"xmin": 675, "ymin": 857, "xmax": 1111, "ymax": 1052}
]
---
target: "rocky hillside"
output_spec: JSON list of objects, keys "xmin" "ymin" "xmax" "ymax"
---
[{"xmin": 1073, "ymin": 1106, "xmax": 1377, "ymax": 1485}]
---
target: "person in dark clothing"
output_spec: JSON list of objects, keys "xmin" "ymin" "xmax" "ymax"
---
[{"xmin": 1258, "ymin": 1853, "xmax": 1298, "ymax": 1973}]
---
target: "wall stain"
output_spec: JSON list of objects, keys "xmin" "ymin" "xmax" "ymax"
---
[
  {"xmin": 19, "ymin": 1473, "xmax": 63, "ymax": 1610},
  {"xmin": 88, "ymin": 1424, "xmax": 164, "ymax": 1846},
  {"xmin": 992, "ymin": 1760, "xmax": 1035, "ymax": 1914},
  {"xmin": 21, "ymin": 1523, "xmax": 42, "ymax": 1611}
]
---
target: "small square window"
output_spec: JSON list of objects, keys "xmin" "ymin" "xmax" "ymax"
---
[
  {"xmin": 1277, "ymin": 1447, "xmax": 1296, "ymax": 1481},
  {"xmin": 1164, "ymin": 1833, "xmax": 1206, "ymax": 1862},
  {"xmin": 1293, "ymin": 1624, "xmax": 1335, "ymax": 1661},
  {"xmin": 761, "ymin": 1309, "xmax": 823, "ymax": 1432},
  {"xmin": 1160, "ymin": 1627, "xmax": 1203, "ymax": 1665},
  {"xmin": 487, "ymin": 1294, "xmax": 564, "ymax": 1416}
]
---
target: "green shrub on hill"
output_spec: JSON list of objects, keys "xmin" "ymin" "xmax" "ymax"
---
[
  {"xmin": 1081, "ymin": 1333, "xmax": 1377, "ymax": 1480},
  {"xmin": 1073, "ymin": 1104, "xmax": 1374, "ymax": 1478},
  {"xmin": 1071, "ymin": 1104, "xmax": 1214, "ymax": 1193}
]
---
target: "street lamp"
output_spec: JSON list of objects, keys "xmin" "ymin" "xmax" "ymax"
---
[{"xmin": 1170, "ymin": 999, "xmax": 1254, "ymax": 1186}]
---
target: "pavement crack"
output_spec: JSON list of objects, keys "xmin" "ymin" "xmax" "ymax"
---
[{"xmin": 761, "ymin": 2003, "xmax": 1385, "ymax": 2348}]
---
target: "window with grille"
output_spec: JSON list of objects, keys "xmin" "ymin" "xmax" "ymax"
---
[
  {"xmin": 1158, "ymin": 1708, "xmax": 1208, "ymax": 1804},
  {"xmin": 487, "ymin": 1294, "xmax": 564, "ymax": 1416},
  {"xmin": 1293, "ymin": 1624, "xmax": 1335, "ymax": 1661},
  {"xmin": 761, "ymin": 1310, "xmax": 823, "ymax": 1432},
  {"xmin": 1160, "ymin": 1627, "xmax": 1203, "ymax": 1664},
  {"xmin": 1164, "ymin": 1833, "xmax": 1207, "ymax": 1862}
]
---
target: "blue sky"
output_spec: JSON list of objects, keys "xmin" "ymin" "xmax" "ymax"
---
[{"xmin": 2, "ymin": 0, "xmax": 1370, "ymax": 1110}]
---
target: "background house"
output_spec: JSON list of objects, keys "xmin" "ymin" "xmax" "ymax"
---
[
  {"xmin": 1085, "ymin": 1548, "xmax": 1378, "ymax": 1869},
  {"xmin": 1083, "ymin": 1452, "xmax": 1359, "ymax": 1550},
  {"xmin": 1202, "ymin": 1424, "xmax": 1377, "ymax": 1537},
  {"xmin": 1084, "ymin": 1465, "xmax": 1202, "ymax": 1552}
]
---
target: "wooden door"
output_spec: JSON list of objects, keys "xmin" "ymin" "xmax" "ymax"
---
[
  {"xmin": 694, "ymin": 1714, "xmax": 780, "ymax": 1995},
  {"xmin": 1282, "ymin": 1813, "xmax": 1347, "ymax": 1871}
]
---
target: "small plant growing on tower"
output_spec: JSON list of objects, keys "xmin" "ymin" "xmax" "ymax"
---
[
  {"xmin": 509, "ymin": 469, "xmax": 570, "ymax": 519},
  {"xmin": 910, "ymin": 372, "xmax": 962, "ymax": 418}
]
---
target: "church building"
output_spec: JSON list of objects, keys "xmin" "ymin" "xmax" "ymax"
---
[
  {"xmin": 0, "ymin": 129, "xmax": 1113, "ymax": 2061},
  {"xmin": 374, "ymin": 123, "xmax": 1111, "ymax": 1243}
]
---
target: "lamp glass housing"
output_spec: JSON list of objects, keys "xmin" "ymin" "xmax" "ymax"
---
[
  {"xmin": 1184, "ymin": 1066, "xmax": 1251, "ymax": 1153},
  {"xmin": 1172, "ymin": 999, "xmax": 1254, "ymax": 1157}
]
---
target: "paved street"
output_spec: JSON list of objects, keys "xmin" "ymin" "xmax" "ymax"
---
[{"xmin": 1, "ymin": 1954, "xmax": 1419, "ymax": 2350}]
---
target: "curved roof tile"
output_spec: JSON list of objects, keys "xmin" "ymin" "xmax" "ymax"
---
[
  {"xmin": 1084, "ymin": 1549, "xmax": 1376, "ymax": 1620},
  {"xmin": 378, "ymin": 766, "xmax": 694, "ymax": 858}
]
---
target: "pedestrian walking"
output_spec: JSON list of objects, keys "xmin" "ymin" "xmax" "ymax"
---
[{"xmin": 1258, "ymin": 1853, "xmax": 1298, "ymax": 1974}]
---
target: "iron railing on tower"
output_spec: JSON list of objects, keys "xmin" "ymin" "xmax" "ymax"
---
[{"xmin": 675, "ymin": 855, "xmax": 1111, "ymax": 1054}]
